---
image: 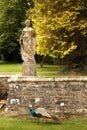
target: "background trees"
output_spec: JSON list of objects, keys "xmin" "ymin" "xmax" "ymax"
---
[
  {"xmin": 28, "ymin": 0, "xmax": 87, "ymax": 65},
  {"xmin": 0, "ymin": 0, "xmax": 87, "ymax": 67},
  {"xmin": 0, "ymin": 0, "xmax": 33, "ymax": 61}
]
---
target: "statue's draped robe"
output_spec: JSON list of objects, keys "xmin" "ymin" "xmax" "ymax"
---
[{"xmin": 20, "ymin": 27, "xmax": 36, "ymax": 63}]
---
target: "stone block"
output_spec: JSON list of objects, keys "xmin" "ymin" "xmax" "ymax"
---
[{"xmin": 22, "ymin": 62, "xmax": 36, "ymax": 76}]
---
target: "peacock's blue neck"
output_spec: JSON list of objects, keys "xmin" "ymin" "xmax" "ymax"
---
[
  {"xmin": 30, "ymin": 108, "xmax": 36, "ymax": 117},
  {"xmin": 29, "ymin": 108, "xmax": 42, "ymax": 118}
]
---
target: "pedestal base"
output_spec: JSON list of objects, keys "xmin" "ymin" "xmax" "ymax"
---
[{"xmin": 22, "ymin": 62, "xmax": 36, "ymax": 76}]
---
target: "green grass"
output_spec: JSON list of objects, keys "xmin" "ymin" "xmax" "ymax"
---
[
  {"xmin": 0, "ymin": 62, "xmax": 64, "ymax": 76},
  {"xmin": 0, "ymin": 118, "xmax": 87, "ymax": 130},
  {"xmin": 0, "ymin": 61, "xmax": 86, "ymax": 76},
  {"xmin": 37, "ymin": 64, "xmax": 64, "ymax": 76},
  {"xmin": 0, "ymin": 63, "xmax": 22, "ymax": 73}
]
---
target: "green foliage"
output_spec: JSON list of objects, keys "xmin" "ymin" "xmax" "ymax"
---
[
  {"xmin": 27, "ymin": 0, "xmax": 87, "ymax": 62},
  {"xmin": 0, "ymin": 0, "xmax": 87, "ymax": 63},
  {"xmin": 0, "ymin": 0, "xmax": 33, "ymax": 61}
]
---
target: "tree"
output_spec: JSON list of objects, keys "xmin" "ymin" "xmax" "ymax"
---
[
  {"xmin": 28, "ymin": 0, "xmax": 87, "ymax": 65},
  {"xmin": 0, "ymin": 0, "xmax": 33, "ymax": 61}
]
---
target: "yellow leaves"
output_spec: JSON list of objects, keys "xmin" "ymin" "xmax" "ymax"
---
[
  {"xmin": 49, "ymin": 50, "xmax": 59, "ymax": 58},
  {"xmin": 56, "ymin": 11, "xmax": 80, "ymax": 32},
  {"xmin": 27, "ymin": 0, "xmax": 86, "ymax": 58},
  {"xmin": 66, "ymin": 0, "xmax": 70, "ymax": 2},
  {"xmin": 60, "ymin": 42, "xmax": 77, "ymax": 58},
  {"xmin": 79, "ymin": 20, "xmax": 87, "ymax": 29},
  {"xmin": 62, "ymin": 11, "xmax": 78, "ymax": 23},
  {"xmin": 61, "ymin": 41, "xmax": 67, "ymax": 46}
]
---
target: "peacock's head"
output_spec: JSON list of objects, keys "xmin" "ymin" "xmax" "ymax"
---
[{"xmin": 30, "ymin": 108, "xmax": 33, "ymax": 111}]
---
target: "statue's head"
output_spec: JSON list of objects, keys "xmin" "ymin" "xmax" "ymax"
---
[{"xmin": 25, "ymin": 19, "xmax": 30, "ymax": 27}]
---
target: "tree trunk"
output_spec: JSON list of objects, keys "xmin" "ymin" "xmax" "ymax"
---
[{"xmin": 40, "ymin": 56, "xmax": 46, "ymax": 68}]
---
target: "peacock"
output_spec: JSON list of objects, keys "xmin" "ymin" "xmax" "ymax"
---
[{"xmin": 29, "ymin": 105, "xmax": 61, "ymax": 124}]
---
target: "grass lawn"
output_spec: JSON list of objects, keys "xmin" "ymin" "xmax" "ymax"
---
[
  {"xmin": 0, "ymin": 118, "xmax": 87, "ymax": 130},
  {"xmin": 0, "ymin": 62, "xmax": 22, "ymax": 73},
  {"xmin": 0, "ymin": 61, "xmax": 87, "ymax": 76},
  {"xmin": 0, "ymin": 62, "xmax": 65, "ymax": 76}
]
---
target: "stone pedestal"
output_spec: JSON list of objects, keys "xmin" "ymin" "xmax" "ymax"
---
[{"xmin": 22, "ymin": 62, "xmax": 36, "ymax": 76}]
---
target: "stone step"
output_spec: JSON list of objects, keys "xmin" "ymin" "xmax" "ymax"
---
[{"xmin": 0, "ymin": 100, "xmax": 6, "ymax": 109}]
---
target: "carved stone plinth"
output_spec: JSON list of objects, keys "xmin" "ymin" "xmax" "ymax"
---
[{"xmin": 22, "ymin": 62, "xmax": 36, "ymax": 76}]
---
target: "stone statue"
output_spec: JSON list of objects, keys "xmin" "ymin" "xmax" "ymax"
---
[
  {"xmin": 20, "ymin": 19, "xmax": 36, "ymax": 63},
  {"xmin": 19, "ymin": 19, "xmax": 36, "ymax": 76}
]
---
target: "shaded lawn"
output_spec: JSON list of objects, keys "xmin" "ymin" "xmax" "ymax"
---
[{"xmin": 0, "ymin": 118, "xmax": 87, "ymax": 130}]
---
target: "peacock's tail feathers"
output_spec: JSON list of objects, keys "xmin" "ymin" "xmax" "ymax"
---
[{"xmin": 50, "ymin": 114, "xmax": 62, "ymax": 124}]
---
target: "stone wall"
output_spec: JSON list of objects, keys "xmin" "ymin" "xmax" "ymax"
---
[
  {"xmin": 0, "ymin": 75, "xmax": 10, "ymax": 100},
  {"xmin": 5, "ymin": 76, "xmax": 87, "ymax": 117}
]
